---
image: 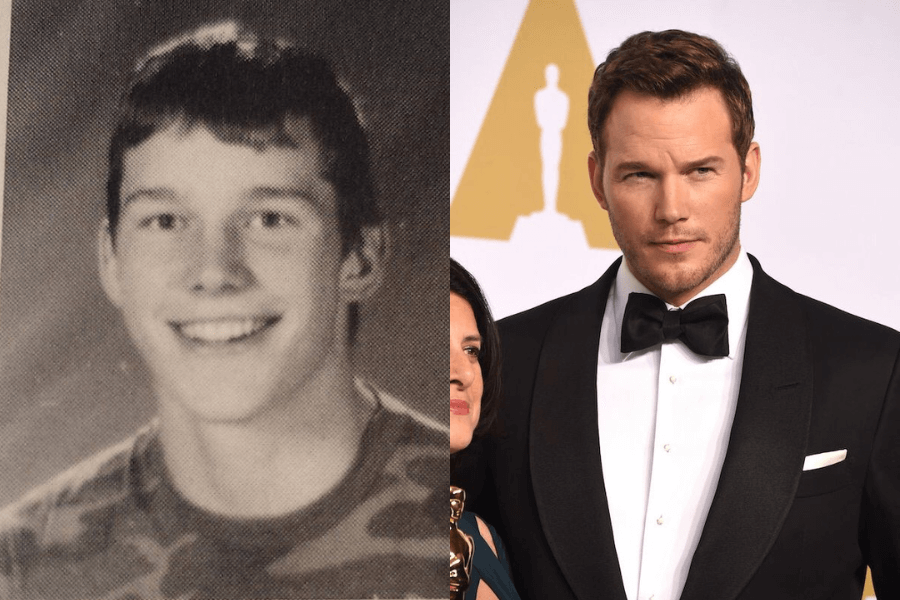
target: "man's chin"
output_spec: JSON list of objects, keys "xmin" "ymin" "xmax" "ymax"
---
[{"xmin": 634, "ymin": 262, "xmax": 711, "ymax": 302}]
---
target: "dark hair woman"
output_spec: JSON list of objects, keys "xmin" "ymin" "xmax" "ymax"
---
[{"xmin": 450, "ymin": 258, "xmax": 520, "ymax": 600}]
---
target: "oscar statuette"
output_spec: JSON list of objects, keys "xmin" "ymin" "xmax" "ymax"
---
[{"xmin": 450, "ymin": 486, "xmax": 474, "ymax": 599}]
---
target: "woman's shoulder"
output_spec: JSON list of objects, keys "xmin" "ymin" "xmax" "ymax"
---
[
  {"xmin": 457, "ymin": 511, "xmax": 520, "ymax": 600},
  {"xmin": 458, "ymin": 511, "xmax": 502, "ymax": 560},
  {"xmin": 474, "ymin": 514, "xmax": 499, "ymax": 557}
]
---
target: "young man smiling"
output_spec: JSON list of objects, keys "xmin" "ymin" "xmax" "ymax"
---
[{"xmin": 0, "ymin": 23, "xmax": 446, "ymax": 599}]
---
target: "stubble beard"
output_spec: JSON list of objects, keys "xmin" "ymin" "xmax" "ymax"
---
[{"xmin": 610, "ymin": 199, "xmax": 742, "ymax": 304}]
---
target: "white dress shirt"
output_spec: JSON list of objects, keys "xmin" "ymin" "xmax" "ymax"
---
[{"xmin": 596, "ymin": 251, "xmax": 753, "ymax": 600}]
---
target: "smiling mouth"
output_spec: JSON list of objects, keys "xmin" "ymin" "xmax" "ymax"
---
[{"xmin": 172, "ymin": 317, "xmax": 280, "ymax": 344}]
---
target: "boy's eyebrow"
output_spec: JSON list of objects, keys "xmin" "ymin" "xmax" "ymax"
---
[
  {"xmin": 121, "ymin": 185, "xmax": 335, "ymax": 206},
  {"xmin": 121, "ymin": 187, "xmax": 178, "ymax": 206},
  {"xmin": 246, "ymin": 185, "xmax": 336, "ymax": 212},
  {"xmin": 246, "ymin": 186, "xmax": 318, "ymax": 200}
]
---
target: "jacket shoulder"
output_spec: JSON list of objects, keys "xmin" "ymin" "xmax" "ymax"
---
[
  {"xmin": 800, "ymin": 292, "xmax": 898, "ymax": 337},
  {"xmin": 751, "ymin": 257, "xmax": 900, "ymax": 353},
  {"xmin": 497, "ymin": 292, "xmax": 574, "ymax": 340},
  {"xmin": 497, "ymin": 271, "xmax": 611, "ymax": 341}
]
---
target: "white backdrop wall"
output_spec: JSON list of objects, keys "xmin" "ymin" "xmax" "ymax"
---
[{"xmin": 451, "ymin": 0, "xmax": 900, "ymax": 332}]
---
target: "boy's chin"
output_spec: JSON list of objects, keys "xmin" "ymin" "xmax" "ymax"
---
[{"xmin": 159, "ymin": 380, "xmax": 288, "ymax": 424}]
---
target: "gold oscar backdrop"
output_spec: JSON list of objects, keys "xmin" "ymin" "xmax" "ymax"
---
[{"xmin": 451, "ymin": 0, "xmax": 615, "ymax": 249}]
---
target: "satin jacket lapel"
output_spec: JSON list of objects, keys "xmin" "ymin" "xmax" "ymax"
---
[
  {"xmin": 529, "ymin": 258, "xmax": 628, "ymax": 600},
  {"xmin": 681, "ymin": 255, "xmax": 814, "ymax": 600}
]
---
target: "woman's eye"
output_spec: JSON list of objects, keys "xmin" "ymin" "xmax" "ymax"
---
[{"xmin": 464, "ymin": 346, "xmax": 481, "ymax": 358}]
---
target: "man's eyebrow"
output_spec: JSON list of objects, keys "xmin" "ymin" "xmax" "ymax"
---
[
  {"xmin": 682, "ymin": 156, "xmax": 725, "ymax": 170},
  {"xmin": 611, "ymin": 161, "xmax": 653, "ymax": 175}
]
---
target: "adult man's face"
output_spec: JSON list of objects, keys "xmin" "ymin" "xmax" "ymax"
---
[
  {"xmin": 99, "ymin": 122, "xmax": 380, "ymax": 422},
  {"xmin": 588, "ymin": 87, "xmax": 760, "ymax": 306}
]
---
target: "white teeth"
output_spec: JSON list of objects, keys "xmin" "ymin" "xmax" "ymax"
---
[{"xmin": 176, "ymin": 318, "xmax": 272, "ymax": 343}]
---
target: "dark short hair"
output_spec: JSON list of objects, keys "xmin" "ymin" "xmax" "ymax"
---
[
  {"xmin": 450, "ymin": 258, "xmax": 501, "ymax": 438},
  {"xmin": 106, "ymin": 22, "xmax": 380, "ymax": 253},
  {"xmin": 588, "ymin": 29, "xmax": 754, "ymax": 167}
]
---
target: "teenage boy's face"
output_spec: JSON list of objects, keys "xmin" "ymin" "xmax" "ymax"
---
[{"xmin": 100, "ymin": 122, "xmax": 376, "ymax": 422}]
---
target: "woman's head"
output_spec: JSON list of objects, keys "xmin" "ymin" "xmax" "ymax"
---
[{"xmin": 450, "ymin": 259, "xmax": 501, "ymax": 452}]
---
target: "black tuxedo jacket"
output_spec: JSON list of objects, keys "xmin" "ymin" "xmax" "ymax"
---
[{"xmin": 456, "ymin": 255, "xmax": 900, "ymax": 600}]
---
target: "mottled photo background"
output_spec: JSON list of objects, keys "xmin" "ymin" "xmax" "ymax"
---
[{"xmin": 0, "ymin": 0, "xmax": 448, "ymax": 506}]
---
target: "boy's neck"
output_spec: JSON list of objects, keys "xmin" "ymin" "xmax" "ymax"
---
[{"xmin": 156, "ymin": 355, "xmax": 376, "ymax": 518}]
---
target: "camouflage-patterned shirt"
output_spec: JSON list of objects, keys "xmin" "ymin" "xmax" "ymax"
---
[{"xmin": 0, "ymin": 383, "xmax": 446, "ymax": 599}]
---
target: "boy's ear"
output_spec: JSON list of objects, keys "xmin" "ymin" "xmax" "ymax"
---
[
  {"xmin": 97, "ymin": 220, "xmax": 123, "ymax": 308},
  {"xmin": 338, "ymin": 224, "xmax": 387, "ymax": 303}
]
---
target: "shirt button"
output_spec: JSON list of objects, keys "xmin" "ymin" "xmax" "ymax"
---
[
  {"xmin": 669, "ymin": 375, "xmax": 677, "ymax": 384},
  {"xmin": 664, "ymin": 444, "xmax": 671, "ymax": 452},
  {"xmin": 657, "ymin": 516, "xmax": 664, "ymax": 525}
]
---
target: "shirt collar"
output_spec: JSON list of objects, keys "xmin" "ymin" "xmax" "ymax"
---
[{"xmin": 609, "ymin": 249, "xmax": 754, "ymax": 360}]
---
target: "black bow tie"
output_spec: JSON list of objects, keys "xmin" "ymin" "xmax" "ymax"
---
[{"xmin": 621, "ymin": 292, "xmax": 729, "ymax": 357}]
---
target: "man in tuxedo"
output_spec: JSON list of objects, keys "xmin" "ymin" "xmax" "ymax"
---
[{"xmin": 457, "ymin": 29, "xmax": 900, "ymax": 599}]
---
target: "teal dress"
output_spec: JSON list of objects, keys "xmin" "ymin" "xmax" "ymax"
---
[{"xmin": 458, "ymin": 511, "xmax": 522, "ymax": 600}]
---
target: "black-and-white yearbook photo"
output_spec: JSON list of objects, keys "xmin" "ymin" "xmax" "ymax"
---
[{"xmin": 0, "ymin": 2, "xmax": 447, "ymax": 598}]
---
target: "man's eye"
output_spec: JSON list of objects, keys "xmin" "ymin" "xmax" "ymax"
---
[
  {"xmin": 249, "ymin": 212, "xmax": 295, "ymax": 229},
  {"xmin": 624, "ymin": 171, "xmax": 652, "ymax": 180}
]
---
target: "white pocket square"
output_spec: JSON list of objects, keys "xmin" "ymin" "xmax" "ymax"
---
[{"xmin": 803, "ymin": 449, "xmax": 847, "ymax": 471}]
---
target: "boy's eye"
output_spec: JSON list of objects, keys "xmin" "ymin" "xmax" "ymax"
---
[
  {"xmin": 140, "ymin": 213, "xmax": 183, "ymax": 230},
  {"xmin": 249, "ymin": 212, "xmax": 294, "ymax": 229}
]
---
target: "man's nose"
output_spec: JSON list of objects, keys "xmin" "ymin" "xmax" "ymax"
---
[
  {"xmin": 187, "ymin": 226, "xmax": 253, "ymax": 293},
  {"xmin": 655, "ymin": 177, "xmax": 690, "ymax": 224}
]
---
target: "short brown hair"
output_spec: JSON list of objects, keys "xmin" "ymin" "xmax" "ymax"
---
[
  {"xmin": 588, "ymin": 30, "xmax": 754, "ymax": 166},
  {"xmin": 107, "ymin": 22, "xmax": 380, "ymax": 255}
]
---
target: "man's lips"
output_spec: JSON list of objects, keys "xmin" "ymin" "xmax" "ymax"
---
[
  {"xmin": 171, "ymin": 316, "xmax": 280, "ymax": 344},
  {"xmin": 653, "ymin": 239, "xmax": 698, "ymax": 253},
  {"xmin": 450, "ymin": 399, "xmax": 469, "ymax": 416}
]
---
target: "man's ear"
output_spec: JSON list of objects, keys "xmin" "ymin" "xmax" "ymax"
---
[
  {"xmin": 740, "ymin": 142, "xmax": 761, "ymax": 203},
  {"xmin": 587, "ymin": 150, "xmax": 609, "ymax": 211},
  {"xmin": 97, "ymin": 220, "xmax": 123, "ymax": 308},
  {"xmin": 338, "ymin": 224, "xmax": 386, "ymax": 303}
]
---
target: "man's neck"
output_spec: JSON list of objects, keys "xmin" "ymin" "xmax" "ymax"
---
[
  {"xmin": 156, "ymin": 356, "xmax": 375, "ymax": 518},
  {"xmin": 628, "ymin": 243, "xmax": 743, "ymax": 308}
]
